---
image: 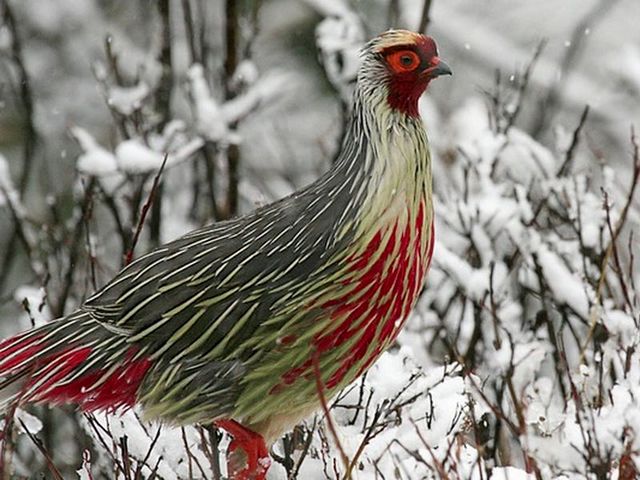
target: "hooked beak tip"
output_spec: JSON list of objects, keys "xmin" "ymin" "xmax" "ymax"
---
[{"xmin": 431, "ymin": 58, "xmax": 453, "ymax": 77}]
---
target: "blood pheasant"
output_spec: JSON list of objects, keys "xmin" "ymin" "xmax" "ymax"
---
[{"xmin": 0, "ymin": 30, "xmax": 450, "ymax": 478}]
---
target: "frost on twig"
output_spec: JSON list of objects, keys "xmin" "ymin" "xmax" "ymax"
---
[{"xmin": 186, "ymin": 63, "xmax": 288, "ymax": 145}]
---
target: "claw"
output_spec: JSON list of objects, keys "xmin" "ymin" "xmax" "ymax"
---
[{"xmin": 214, "ymin": 419, "xmax": 271, "ymax": 480}]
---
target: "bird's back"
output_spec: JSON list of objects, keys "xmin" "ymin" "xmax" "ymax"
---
[
  {"xmin": 0, "ymin": 30, "xmax": 441, "ymax": 437},
  {"xmin": 0, "ymin": 136, "xmax": 370, "ymax": 423}
]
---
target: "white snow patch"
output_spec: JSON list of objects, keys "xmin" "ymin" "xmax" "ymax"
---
[
  {"xmin": 0, "ymin": 154, "xmax": 15, "ymax": 206},
  {"xmin": 107, "ymin": 82, "xmax": 150, "ymax": 115},
  {"xmin": 490, "ymin": 466, "xmax": 536, "ymax": 480},
  {"xmin": 536, "ymin": 245, "xmax": 590, "ymax": 319},
  {"xmin": 115, "ymin": 139, "xmax": 164, "ymax": 173},
  {"xmin": 70, "ymin": 126, "xmax": 119, "ymax": 176},
  {"xmin": 15, "ymin": 409, "xmax": 43, "ymax": 435},
  {"xmin": 14, "ymin": 285, "xmax": 51, "ymax": 328}
]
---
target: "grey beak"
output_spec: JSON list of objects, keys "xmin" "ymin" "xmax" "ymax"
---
[{"xmin": 431, "ymin": 59, "xmax": 452, "ymax": 77}]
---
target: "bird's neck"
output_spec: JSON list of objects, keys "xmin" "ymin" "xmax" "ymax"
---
[{"xmin": 335, "ymin": 87, "xmax": 433, "ymax": 234}]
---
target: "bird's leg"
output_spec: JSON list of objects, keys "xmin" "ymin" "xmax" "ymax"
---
[{"xmin": 214, "ymin": 419, "xmax": 271, "ymax": 480}]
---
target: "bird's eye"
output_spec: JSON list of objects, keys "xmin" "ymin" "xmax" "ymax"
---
[
  {"xmin": 400, "ymin": 55, "xmax": 413, "ymax": 66},
  {"xmin": 387, "ymin": 50, "xmax": 420, "ymax": 73}
]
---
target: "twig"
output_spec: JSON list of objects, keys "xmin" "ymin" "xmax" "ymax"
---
[
  {"xmin": 557, "ymin": 105, "xmax": 590, "ymax": 177},
  {"xmin": 125, "ymin": 153, "xmax": 169, "ymax": 265},
  {"xmin": 200, "ymin": 425, "xmax": 222, "ymax": 478},
  {"xmin": 17, "ymin": 418, "xmax": 64, "ymax": 480},
  {"xmin": 57, "ymin": 177, "xmax": 97, "ymax": 317},
  {"xmin": 387, "ymin": 0, "xmax": 400, "ymax": 27},
  {"xmin": 181, "ymin": 0, "xmax": 200, "ymax": 63},
  {"xmin": 133, "ymin": 427, "xmax": 162, "ymax": 480},
  {"xmin": 503, "ymin": 39, "xmax": 546, "ymax": 134},
  {"xmin": 0, "ymin": 0, "xmax": 38, "ymax": 293},
  {"xmin": 579, "ymin": 128, "xmax": 640, "ymax": 361},
  {"xmin": 1, "ymin": 1, "xmax": 37, "ymax": 195},
  {"xmin": 288, "ymin": 419, "xmax": 317, "ymax": 480},
  {"xmin": 155, "ymin": 0, "xmax": 173, "ymax": 129},
  {"xmin": 149, "ymin": 0, "xmax": 174, "ymax": 247},
  {"xmin": 311, "ymin": 351, "xmax": 350, "ymax": 477},
  {"xmin": 418, "ymin": 0, "xmax": 434, "ymax": 33},
  {"xmin": 96, "ymin": 181, "xmax": 131, "ymax": 260},
  {"xmin": 222, "ymin": 0, "xmax": 242, "ymax": 219}
]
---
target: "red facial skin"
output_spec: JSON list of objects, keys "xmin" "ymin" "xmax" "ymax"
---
[{"xmin": 382, "ymin": 36, "xmax": 443, "ymax": 117}]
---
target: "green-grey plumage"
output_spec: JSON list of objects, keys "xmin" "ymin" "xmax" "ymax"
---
[
  {"xmin": 81, "ymin": 121, "xmax": 373, "ymax": 423},
  {"xmin": 0, "ymin": 31, "xmax": 447, "ymax": 449}
]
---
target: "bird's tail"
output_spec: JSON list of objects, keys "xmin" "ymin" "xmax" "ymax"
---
[
  {"xmin": 0, "ymin": 324, "xmax": 50, "ymax": 411},
  {"xmin": 0, "ymin": 312, "xmax": 151, "ymax": 414}
]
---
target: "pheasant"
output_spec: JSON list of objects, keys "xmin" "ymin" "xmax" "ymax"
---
[{"xmin": 0, "ymin": 30, "xmax": 450, "ymax": 479}]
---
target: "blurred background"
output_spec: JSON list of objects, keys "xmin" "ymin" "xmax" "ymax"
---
[{"xmin": 0, "ymin": 0, "xmax": 639, "ymax": 478}]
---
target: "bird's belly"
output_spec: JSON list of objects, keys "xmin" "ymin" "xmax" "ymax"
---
[
  {"xmin": 314, "ymin": 201, "xmax": 432, "ymax": 389},
  {"xmin": 236, "ymin": 201, "xmax": 433, "ymax": 426},
  {"xmin": 275, "ymin": 201, "xmax": 432, "ymax": 390}
]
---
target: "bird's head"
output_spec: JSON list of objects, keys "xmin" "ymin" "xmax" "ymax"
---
[{"xmin": 359, "ymin": 30, "xmax": 452, "ymax": 118}]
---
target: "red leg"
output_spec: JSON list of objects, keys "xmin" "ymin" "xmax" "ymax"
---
[{"xmin": 214, "ymin": 419, "xmax": 271, "ymax": 480}]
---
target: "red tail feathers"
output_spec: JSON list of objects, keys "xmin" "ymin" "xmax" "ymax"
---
[{"xmin": 0, "ymin": 333, "xmax": 151, "ymax": 413}]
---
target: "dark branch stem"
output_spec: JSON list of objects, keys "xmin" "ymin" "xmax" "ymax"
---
[
  {"xmin": 418, "ymin": 0, "xmax": 433, "ymax": 33},
  {"xmin": 557, "ymin": 105, "xmax": 590, "ymax": 177},
  {"xmin": 125, "ymin": 154, "xmax": 169, "ymax": 265},
  {"xmin": 150, "ymin": 0, "xmax": 173, "ymax": 246},
  {"xmin": 56, "ymin": 177, "xmax": 96, "ymax": 317},
  {"xmin": 0, "ymin": 1, "xmax": 38, "ymax": 294}
]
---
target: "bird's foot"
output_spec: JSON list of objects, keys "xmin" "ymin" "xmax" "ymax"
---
[{"xmin": 214, "ymin": 419, "xmax": 271, "ymax": 480}]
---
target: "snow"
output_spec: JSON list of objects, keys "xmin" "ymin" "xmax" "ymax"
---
[
  {"xmin": 3, "ymin": 1, "xmax": 640, "ymax": 478},
  {"xmin": 187, "ymin": 64, "xmax": 229, "ymax": 143},
  {"xmin": 222, "ymin": 72, "xmax": 290, "ymax": 124},
  {"xmin": 115, "ymin": 138, "xmax": 165, "ymax": 173},
  {"xmin": 613, "ymin": 44, "xmax": 640, "ymax": 93},
  {"xmin": 230, "ymin": 59, "xmax": 260, "ymax": 89},
  {"xmin": 107, "ymin": 82, "xmax": 150, "ymax": 115},
  {"xmin": 490, "ymin": 467, "xmax": 536, "ymax": 480},
  {"xmin": 188, "ymin": 63, "xmax": 289, "ymax": 144},
  {"xmin": 314, "ymin": 9, "xmax": 364, "ymax": 102},
  {"xmin": 13, "ymin": 285, "xmax": 52, "ymax": 328},
  {"xmin": 76, "ymin": 450, "xmax": 92, "ymax": 480},
  {"xmin": 433, "ymin": 243, "xmax": 494, "ymax": 301},
  {"xmin": 15, "ymin": 408, "xmax": 43, "ymax": 435},
  {"xmin": 535, "ymin": 245, "xmax": 590, "ymax": 319},
  {"xmin": 70, "ymin": 126, "xmax": 119, "ymax": 176},
  {"xmin": 0, "ymin": 154, "xmax": 14, "ymax": 206}
]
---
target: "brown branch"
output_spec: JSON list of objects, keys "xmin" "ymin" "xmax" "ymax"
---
[
  {"xmin": 503, "ymin": 39, "xmax": 546, "ymax": 134},
  {"xmin": 148, "ymin": 0, "xmax": 174, "ymax": 247},
  {"xmin": 387, "ymin": 0, "xmax": 400, "ymax": 27},
  {"xmin": 288, "ymin": 419, "xmax": 317, "ymax": 480},
  {"xmin": 311, "ymin": 351, "xmax": 350, "ymax": 477},
  {"xmin": 125, "ymin": 154, "xmax": 168, "ymax": 265},
  {"xmin": 418, "ymin": 0, "xmax": 434, "ymax": 33},
  {"xmin": 0, "ymin": 0, "xmax": 39, "ymax": 294},
  {"xmin": 133, "ymin": 427, "xmax": 162, "ymax": 480},
  {"xmin": 56, "ymin": 177, "xmax": 96, "ymax": 317},
  {"xmin": 1, "ymin": 0, "xmax": 37, "ymax": 195},
  {"xmin": 17, "ymin": 419, "xmax": 64, "ymax": 480},
  {"xmin": 580, "ymin": 128, "xmax": 640, "ymax": 359},
  {"xmin": 221, "ymin": 0, "xmax": 242, "ymax": 219},
  {"xmin": 557, "ymin": 105, "xmax": 590, "ymax": 177},
  {"xmin": 155, "ymin": 0, "xmax": 173, "ymax": 129}
]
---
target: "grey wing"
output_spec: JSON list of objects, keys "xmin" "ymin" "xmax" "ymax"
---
[{"xmin": 82, "ymin": 192, "xmax": 350, "ymax": 363}]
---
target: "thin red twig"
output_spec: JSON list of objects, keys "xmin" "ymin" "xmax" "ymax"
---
[
  {"xmin": 125, "ymin": 154, "xmax": 169, "ymax": 265},
  {"xmin": 311, "ymin": 350, "xmax": 350, "ymax": 477}
]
